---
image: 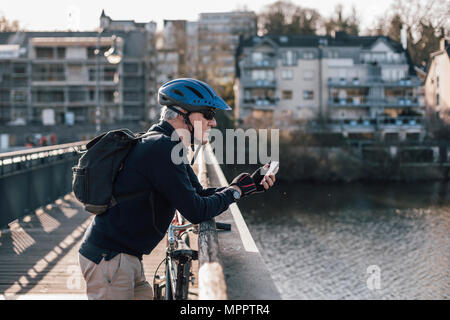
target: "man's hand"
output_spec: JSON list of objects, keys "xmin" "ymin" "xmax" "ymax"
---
[
  {"xmin": 230, "ymin": 173, "xmax": 257, "ymax": 197},
  {"xmin": 251, "ymin": 162, "xmax": 278, "ymax": 193},
  {"xmin": 230, "ymin": 162, "xmax": 278, "ymax": 198}
]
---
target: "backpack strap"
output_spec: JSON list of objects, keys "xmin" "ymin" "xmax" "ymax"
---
[
  {"xmin": 135, "ymin": 130, "xmax": 161, "ymax": 140},
  {"xmin": 108, "ymin": 130, "xmax": 162, "ymax": 209}
]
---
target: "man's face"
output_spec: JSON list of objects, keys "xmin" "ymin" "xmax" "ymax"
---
[{"xmin": 189, "ymin": 111, "xmax": 217, "ymax": 145}]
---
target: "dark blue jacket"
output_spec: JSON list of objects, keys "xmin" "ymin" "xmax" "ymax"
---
[{"xmin": 79, "ymin": 121, "xmax": 235, "ymax": 261}]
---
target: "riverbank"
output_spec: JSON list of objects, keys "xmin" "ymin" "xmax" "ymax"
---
[
  {"xmin": 220, "ymin": 130, "xmax": 449, "ymax": 182},
  {"xmin": 222, "ymin": 147, "xmax": 448, "ymax": 182},
  {"xmin": 276, "ymin": 145, "xmax": 448, "ymax": 182}
]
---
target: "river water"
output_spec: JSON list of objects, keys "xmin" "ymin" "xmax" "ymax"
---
[{"xmin": 233, "ymin": 180, "xmax": 449, "ymax": 300}]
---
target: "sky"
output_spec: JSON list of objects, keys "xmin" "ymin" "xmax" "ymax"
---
[{"xmin": 0, "ymin": 0, "xmax": 396, "ymax": 33}]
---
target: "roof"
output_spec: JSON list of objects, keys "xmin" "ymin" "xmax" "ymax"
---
[
  {"xmin": 240, "ymin": 33, "xmax": 404, "ymax": 52},
  {"xmin": 236, "ymin": 32, "xmax": 417, "ymax": 76},
  {"xmin": 0, "ymin": 30, "xmax": 149, "ymax": 58}
]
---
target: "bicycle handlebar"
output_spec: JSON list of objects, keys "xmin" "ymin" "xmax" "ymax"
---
[
  {"xmin": 168, "ymin": 223, "xmax": 194, "ymax": 248},
  {"xmin": 171, "ymin": 223, "xmax": 193, "ymax": 230},
  {"xmin": 168, "ymin": 221, "xmax": 231, "ymax": 247}
]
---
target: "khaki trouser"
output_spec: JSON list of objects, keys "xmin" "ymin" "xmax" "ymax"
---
[{"xmin": 79, "ymin": 252, "xmax": 153, "ymax": 300}]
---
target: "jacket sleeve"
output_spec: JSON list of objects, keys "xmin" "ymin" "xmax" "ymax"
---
[
  {"xmin": 186, "ymin": 164, "xmax": 228, "ymax": 196},
  {"xmin": 149, "ymin": 140, "xmax": 235, "ymax": 224}
]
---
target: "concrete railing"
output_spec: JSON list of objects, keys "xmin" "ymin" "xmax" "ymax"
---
[{"xmin": 197, "ymin": 145, "xmax": 228, "ymax": 300}]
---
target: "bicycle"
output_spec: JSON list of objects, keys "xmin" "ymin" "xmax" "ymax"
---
[
  {"xmin": 153, "ymin": 212, "xmax": 232, "ymax": 300},
  {"xmin": 153, "ymin": 212, "xmax": 198, "ymax": 300}
]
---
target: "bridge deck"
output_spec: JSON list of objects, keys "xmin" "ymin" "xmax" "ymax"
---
[{"xmin": 0, "ymin": 193, "xmax": 198, "ymax": 300}]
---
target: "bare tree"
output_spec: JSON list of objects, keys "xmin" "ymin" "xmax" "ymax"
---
[
  {"xmin": 368, "ymin": 0, "xmax": 449, "ymax": 66},
  {"xmin": 0, "ymin": 15, "xmax": 20, "ymax": 32},
  {"xmin": 258, "ymin": 0, "xmax": 322, "ymax": 35},
  {"xmin": 323, "ymin": 4, "xmax": 360, "ymax": 35}
]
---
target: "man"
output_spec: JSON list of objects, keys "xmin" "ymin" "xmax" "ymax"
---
[{"xmin": 78, "ymin": 78, "xmax": 277, "ymax": 300}]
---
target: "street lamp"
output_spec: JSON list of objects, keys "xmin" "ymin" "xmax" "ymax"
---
[
  {"xmin": 104, "ymin": 35, "xmax": 122, "ymax": 65},
  {"xmin": 95, "ymin": 32, "xmax": 122, "ymax": 135}
]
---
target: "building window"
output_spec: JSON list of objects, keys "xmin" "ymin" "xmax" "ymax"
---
[
  {"xmin": 281, "ymin": 69, "xmax": 293, "ymax": 80},
  {"xmin": 68, "ymin": 89, "xmax": 86, "ymax": 102},
  {"xmin": 13, "ymin": 64, "xmax": 27, "ymax": 73},
  {"xmin": 251, "ymin": 69, "xmax": 274, "ymax": 80},
  {"xmin": 282, "ymin": 90, "xmax": 292, "ymax": 100},
  {"xmin": 56, "ymin": 47, "xmax": 66, "ymax": 59},
  {"xmin": 282, "ymin": 50, "xmax": 296, "ymax": 66},
  {"xmin": 328, "ymin": 51, "xmax": 338, "ymax": 58},
  {"xmin": 279, "ymin": 36, "xmax": 288, "ymax": 43},
  {"xmin": 104, "ymin": 90, "xmax": 116, "ymax": 103},
  {"xmin": 36, "ymin": 47, "xmax": 53, "ymax": 59},
  {"xmin": 252, "ymin": 52, "xmax": 263, "ymax": 63},
  {"xmin": 12, "ymin": 90, "xmax": 26, "ymax": 102},
  {"xmin": 302, "ymin": 51, "xmax": 314, "ymax": 59},
  {"xmin": 35, "ymin": 90, "xmax": 64, "ymax": 103},
  {"xmin": 124, "ymin": 63, "xmax": 139, "ymax": 74},
  {"xmin": 436, "ymin": 93, "xmax": 440, "ymax": 106},
  {"xmin": 303, "ymin": 90, "xmax": 314, "ymax": 100},
  {"xmin": 32, "ymin": 64, "xmax": 65, "ymax": 81},
  {"xmin": 88, "ymin": 69, "xmax": 96, "ymax": 81},
  {"xmin": 103, "ymin": 67, "xmax": 116, "ymax": 81}
]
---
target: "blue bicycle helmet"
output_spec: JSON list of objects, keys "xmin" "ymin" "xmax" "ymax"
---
[{"xmin": 158, "ymin": 78, "xmax": 231, "ymax": 111}]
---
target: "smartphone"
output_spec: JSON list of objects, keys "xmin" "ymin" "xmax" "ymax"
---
[{"xmin": 260, "ymin": 161, "xmax": 279, "ymax": 184}]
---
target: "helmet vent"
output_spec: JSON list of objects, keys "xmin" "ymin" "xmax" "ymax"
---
[
  {"xmin": 184, "ymin": 86, "xmax": 204, "ymax": 99},
  {"xmin": 172, "ymin": 89, "xmax": 184, "ymax": 97},
  {"xmin": 196, "ymin": 82, "xmax": 214, "ymax": 99}
]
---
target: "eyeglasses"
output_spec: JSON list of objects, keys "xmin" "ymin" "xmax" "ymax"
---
[{"xmin": 199, "ymin": 109, "xmax": 216, "ymax": 120}]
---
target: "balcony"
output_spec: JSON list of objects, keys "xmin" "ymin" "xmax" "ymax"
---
[
  {"xmin": 383, "ymin": 78, "xmax": 422, "ymax": 87},
  {"xmin": 242, "ymin": 59, "xmax": 277, "ymax": 69},
  {"xmin": 241, "ymin": 79, "xmax": 277, "ymax": 88},
  {"xmin": 377, "ymin": 116, "xmax": 423, "ymax": 128},
  {"xmin": 32, "ymin": 73, "xmax": 66, "ymax": 82},
  {"xmin": 385, "ymin": 97, "xmax": 419, "ymax": 107},
  {"xmin": 328, "ymin": 97, "xmax": 421, "ymax": 108},
  {"xmin": 327, "ymin": 78, "xmax": 368, "ymax": 88},
  {"xmin": 360, "ymin": 57, "xmax": 407, "ymax": 64},
  {"xmin": 324, "ymin": 116, "xmax": 424, "ymax": 134},
  {"xmin": 328, "ymin": 97, "xmax": 370, "ymax": 107},
  {"xmin": 327, "ymin": 77, "xmax": 422, "ymax": 88},
  {"xmin": 241, "ymin": 97, "xmax": 278, "ymax": 110},
  {"xmin": 328, "ymin": 118, "xmax": 376, "ymax": 128}
]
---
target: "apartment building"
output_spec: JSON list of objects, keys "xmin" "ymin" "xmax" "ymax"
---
[
  {"xmin": 0, "ymin": 11, "xmax": 157, "ymax": 135},
  {"xmin": 198, "ymin": 11, "xmax": 257, "ymax": 85},
  {"xmin": 235, "ymin": 32, "xmax": 425, "ymax": 141},
  {"xmin": 156, "ymin": 20, "xmax": 184, "ymax": 87},
  {"xmin": 424, "ymin": 38, "xmax": 450, "ymax": 129}
]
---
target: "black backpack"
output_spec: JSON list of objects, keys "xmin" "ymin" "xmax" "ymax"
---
[{"xmin": 72, "ymin": 128, "xmax": 159, "ymax": 214}]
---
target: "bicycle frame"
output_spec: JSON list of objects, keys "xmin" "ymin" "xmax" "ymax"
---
[{"xmin": 153, "ymin": 213, "xmax": 198, "ymax": 300}]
